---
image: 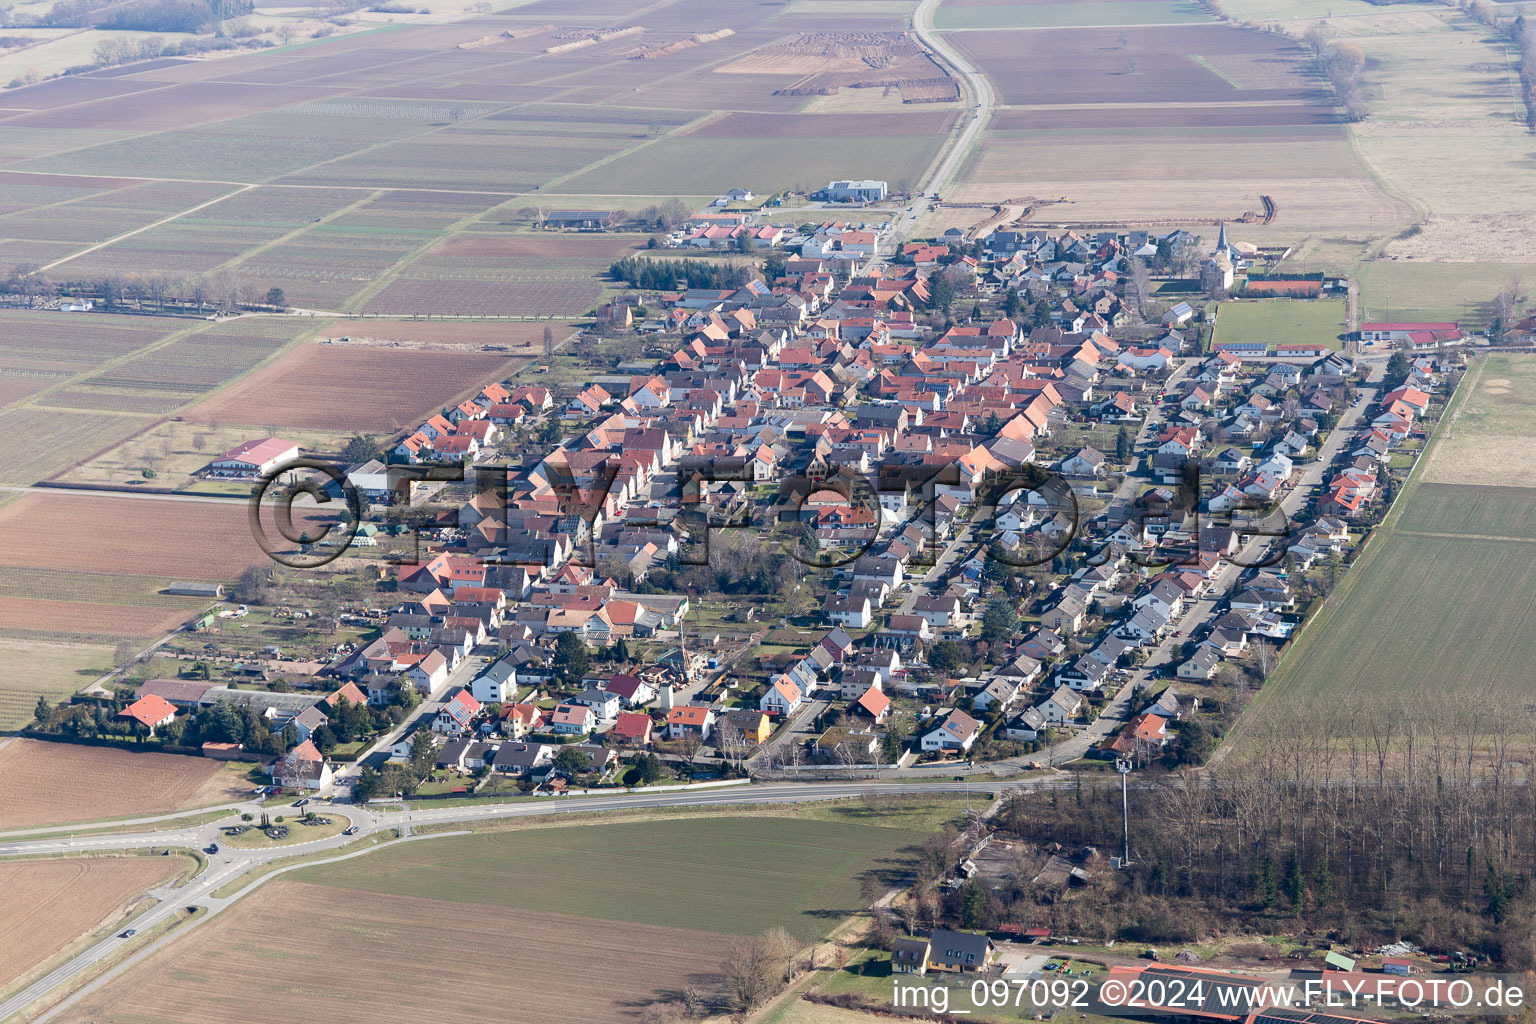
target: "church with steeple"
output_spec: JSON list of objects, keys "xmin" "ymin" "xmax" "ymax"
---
[{"xmin": 1201, "ymin": 221, "xmax": 1237, "ymax": 292}]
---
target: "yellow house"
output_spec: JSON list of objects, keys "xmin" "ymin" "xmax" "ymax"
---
[{"xmin": 724, "ymin": 709, "xmax": 772, "ymax": 745}]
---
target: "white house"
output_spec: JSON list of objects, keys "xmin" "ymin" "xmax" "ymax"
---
[
  {"xmin": 919, "ymin": 709, "xmax": 981, "ymax": 753},
  {"xmin": 760, "ymin": 677, "xmax": 804, "ymax": 717},
  {"xmin": 469, "ymin": 659, "xmax": 518, "ymax": 703}
]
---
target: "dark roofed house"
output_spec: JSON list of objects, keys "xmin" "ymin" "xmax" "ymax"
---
[
  {"xmin": 891, "ymin": 936, "xmax": 931, "ymax": 974},
  {"xmin": 135, "ymin": 678, "xmax": 217, "ymax": 708},
  {"xmin": 926, "ymin": 929, "xmax": 994, "ymax": 973}
]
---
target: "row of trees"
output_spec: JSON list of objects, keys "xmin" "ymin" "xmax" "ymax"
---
[
  {"xmin": 993, "ymin": 694, "xmax": 1536, "ymax": 966},
  {"xmin": 1303, "ymin": 25, "xmax": 1371, "ymax": 121},
  {"xmin": 608, "ymin": 256, "xmax": 755, "ymax": 293},
  {"xmin": 0, "ymin": 263, "xmax": 286, "ymax": 312}
]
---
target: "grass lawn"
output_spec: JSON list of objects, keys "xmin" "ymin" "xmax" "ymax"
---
[
  {"xmin": 1212, "ymin": 298, "xmax": 1347, "ymax": 352},
  {"xmin": 1355, "ymin": 262, "xmax": 1533, "ymax": 325},
  {"xmin": 292, "ymin": 813, "xmax": 947, "ymax": 940},
  {"xmin": 223, "ymin": 816, "xmax": 349, "ymax": 848}
]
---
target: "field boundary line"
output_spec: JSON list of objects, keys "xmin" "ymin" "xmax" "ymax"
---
[{"xmin": 39, "ymin": 184, "xmax": 255, "ymax": 274}]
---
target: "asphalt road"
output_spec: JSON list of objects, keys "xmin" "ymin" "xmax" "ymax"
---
[{"xmin": 0, "ymin": 778, "xmax": 1069, "ymax": 1022}]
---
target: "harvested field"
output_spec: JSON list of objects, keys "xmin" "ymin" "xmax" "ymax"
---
[
  {"xmin": 989, "ymin": 103, "xmax": 1343, "ymax": 130},
  {"xmin": 933, "ymin": 126, "xmax": 1403, "ymax": 232},
  {"xmin": 951, "ymin": 24, "xmax": 1328, "ymax": 107},
  {"xmin": 360, "ymin": 279, "xmax": 603, "ymax": 316},
  {"xmin": 184, "ymin": 343, "xmax": 524, "ymax": 432},
  {"xmin": 684, "ymin": 110, "xmax": 958, "ymax": 137},
  {"xmin": 1419, "ymin": 354, "xmax": 1536, "ymax": 489},
  {"xmin": 0, "ymin": 856, "xmax": 181, "ymax": 989},
  {"xmin": 0, "ymin": 492, "xmax": 260, "ymax": 580},
  {"xmin": 936, "ymin": 0, "xmax": 1213, "ymax": 29},
  {"xmin": 0, "ymin": 739, "xmax": 238, "ymax": 828},
  {"xmin": 0, "ymin": 597, "xmax": 194, "ymax": 644},
  {"xmin": 0, "ymin": 409, "xmax": 149, "ymax": 485},
  {"xmin": 61, "ymin": 883, "xmax": 731, "ymax": 1024},
  {"xmin": 0, "ymin": 639, "xmax": 113, "ymax": 731}
]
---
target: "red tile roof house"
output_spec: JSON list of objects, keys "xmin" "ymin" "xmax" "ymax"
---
[
  {"xmin": 207, "ymin": 437, "xmax": 300, "ymax": 478},
  {"xmin": 119, "ymin": 694, "xmax": 177, "ymax": 735},
  {"xmin": 432, "ymin": 689, "xmax": 483, "ymax": 737},
  {"xmin": 609, "ymin": 710, "xmax": 654, "ymax": 746},
  {"xmin": 665, "ymin": 705, "xmax": 715, "ymax": 741}
]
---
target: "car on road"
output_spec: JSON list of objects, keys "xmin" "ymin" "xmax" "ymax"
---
[
  {"xmin": 120, "ymin": 929, "xmax": 137, "ymax": 939},
  {"xmin": 1173, "ymin": 631, "xmax": 1183, "ymax": 637},
  {"xmin": 205, "ymin": 843, "xmax": 219, "ymax": 854},
  {"xmin": 343, "ymin": 826, "xmax": 359, "ymax": 836},
  {"xmin": 293, "ymin": 797, "xmax": 310, "ymax": 807}
]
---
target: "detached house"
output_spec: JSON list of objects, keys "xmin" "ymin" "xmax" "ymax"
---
[{"xmin": 920, "ymin": 709, "xmax": 981, "ymax": 753}]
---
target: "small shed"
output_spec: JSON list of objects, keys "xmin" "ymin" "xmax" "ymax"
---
[
  {"xmin": 1381, "ymin": 958, "xmax": 1411, "ymax": 976},
  {"xmin": 1324, "ymin": 951, "xmax": 1357, "ymax": 972}
]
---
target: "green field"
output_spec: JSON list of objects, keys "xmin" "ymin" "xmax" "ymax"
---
[
  {"xmin": 1254, "ymin": 356, "xmax": 1536, "ymax": 712},
  {"xmin": 293, "ymin": 813, "xmax": 947, "ymax": 940},
  {"xmin": 0, "ymin": 639, "xmax": 112, "ymax": 731},
  {"xmin": 1212, "ymin": 298, "xmax": 1347, "ymax": 351},
  {"xmin": 934, "ymin": 0, "xmax": 1212, "ymax": 30},
  {"xmin": 1356, "ymin": 262, "xmax": 1533, "ymax": 325}
]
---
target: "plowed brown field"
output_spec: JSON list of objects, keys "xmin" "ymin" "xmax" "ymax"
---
[
  {"xmin": 62, "ymin": 883, "xmax": 729, "ymax": 1024},
  {"xmin": 185, "ymin": 343, "xmax": 522, "ymax": 432},
  {"xmin": 0, "ymin": 856, "xmax": 182, "ymax": 989},
  {"xmin": 0, "ymin": 739, "xmax": 240, "ymax": 828}
]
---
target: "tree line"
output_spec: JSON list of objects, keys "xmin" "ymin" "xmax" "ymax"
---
[
  {"xmin": 984, "ymin": 694, "xmax": 1536, "ymax": 969},
  {"xmin": 1304, "ymin": 25, "xmax": 1371, "ymax": 121},
  {"xmin": 608, "ymin": 256, "xmax": 757, "ymax": 293},
  {"xmin": 1, "ymin": 263, "xmax": 287, "ymax": 313}
]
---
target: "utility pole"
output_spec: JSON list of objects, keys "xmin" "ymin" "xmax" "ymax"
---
[{"xmin": 1115, "ymin": 756, "xmax": 1133, "ymax": 866}]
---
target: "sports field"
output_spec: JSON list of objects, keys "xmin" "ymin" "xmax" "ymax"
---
[
  {"xmin": 1212, "ymin": 298, "xmax": 1347, "ymax": 352},
  {"xmin": 1254, "ymin": 355, "xmax": 1536, "ymax": 712}
]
